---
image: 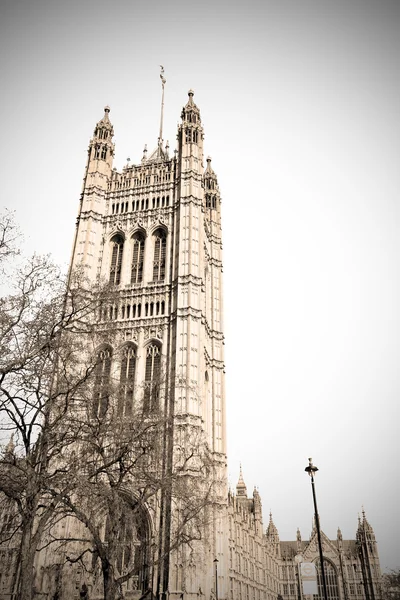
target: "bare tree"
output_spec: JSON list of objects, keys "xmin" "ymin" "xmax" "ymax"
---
[
  {"xmin": 41, "ymin": 374, "xmax": 218, "ymax": 600},
  {"xmin": 0, "ymin": 209, "xmax": 20, "ymax": 265},
  {"xmin": 382, "ymin": 570, "xmax": 400, "ymax": 600},
  {"xmin": 0, "ymin": 211, "xmax": 111, "ymax": 600},
  {"xmin": 0, "ymin": 213, "xmax": 220, "ymax": 600}
]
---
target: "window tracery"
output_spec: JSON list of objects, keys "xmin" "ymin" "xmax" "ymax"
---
[
  {"xmin": 315, "ymin": 559, "xmax": 340, "ymax": 600},
  {"xmin": 131, "ymin": 233, "xmax": 145, "ymax": 284},
  {"xmin": 119, "ymin": 345, "xmax": 136, "ymax": 416},
  {"xmin": 93, "ymin": 347, "xmax": 112, "ymax": 418},
  {"xmin": 110, "ymin": 235, "xmax": 124, "ymax": 285},
  {"xmin": 143, "ymin": 343, "xmax": 161, "ymax": 413},
  {"xmin": 152, "ymin": 229, "xmax": 166, "ymax": 282}
]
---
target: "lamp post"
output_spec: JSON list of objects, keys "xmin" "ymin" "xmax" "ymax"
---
[
  {"xmin": 213, "ymin": 558, "xmax": 219, "ymax": 600},
  {"xmin": 305, "ymin": 458, "xmax": 328, "ymax": 600},
  {"xmin": 295, "ymin": 554, "xmax": 303, "ymax": 600}
]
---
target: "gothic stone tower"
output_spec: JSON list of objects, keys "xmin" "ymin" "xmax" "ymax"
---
[{"xmin": 69, "ymin": 90, "xmax": 227, "ymax": 599}]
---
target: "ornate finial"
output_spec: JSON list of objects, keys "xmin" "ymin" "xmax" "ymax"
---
[
  {"xmin": 104, "ymin": 105, "xmax": 110, "ymax": 113},
  {"xmin": 142, "ymin": 144, "xmax": 148, "ymax": 162},
  {"xmin": 297, "ymin": 527, "xmax": 302, "ymax": 542}
]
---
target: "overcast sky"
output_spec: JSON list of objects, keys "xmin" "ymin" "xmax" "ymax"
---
[{"xmin": 1, "ymin": 0, "xmax": 399, "ymax": 572}]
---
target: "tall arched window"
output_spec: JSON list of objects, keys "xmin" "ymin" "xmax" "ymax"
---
[
  {"xmin": 144, "ymin": 343, "xmax": 161, "ymax": 413},
  {"xmin": 119, "ymin": 345, "xmax": 136, "ymax": 416},
  {"xmin": 110, "ymin": 235, "xmax": 124, "ymax": 285},
  {"xmin": 315, "ymin": 559, "xmax": 340, "ymax": 600},
  {"xmin": 152, "ymin": 229, "xmax": 166, "ymax": 282},
  {"xmin": 131, "ymin": 233, "xmax": 145, "ymax": 284},
  {"xmin": 93, "ymin": 347, "xmax": 112, "ymax": 418},
  {"xmin": 104, "ymin": 505, "xmax": 150, "ymax": 591}
]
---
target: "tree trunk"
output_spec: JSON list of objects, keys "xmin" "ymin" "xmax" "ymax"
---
[
  {"xmin": 103, "ymin": 559, "xmax": 119, "ymax": 600},
  {"xmin": 16, "ymin": 516, "xmax": 37, "ymax": 600}
]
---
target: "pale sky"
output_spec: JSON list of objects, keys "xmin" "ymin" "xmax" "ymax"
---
[{"xmin": 1, "ymin": 0, "xmax": 399, "ymax": 572}]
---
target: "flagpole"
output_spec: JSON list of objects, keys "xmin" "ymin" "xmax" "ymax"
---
[{"xmin": 159, "ymin": 65, "xmax": 166, "ymax": 150}]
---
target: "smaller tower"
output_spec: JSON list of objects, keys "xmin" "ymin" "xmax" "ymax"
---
[
  {"xmin": 253, "ymin": 487, "xmax": 263, "ymax": 536},
  {"xmin": 236, "ymin": 465, "xmax": 247, "ymax": 499},
  {"xmin": 266, "ymin": 512, "xmax": 280, "ymax": 557},
  {"xmin": 296, "ymin": 527, "xmax": 302, "ymax": 553},
  {"xmin": 87, "ymin": 106, "xmax": 115, "ymax": 181},
  {"xmin": 357, "ymin": 509, "xmax": 383, "ymax": 600},
  {"xmin": 71, "ymin": 107, "xmax": 115, "ymax": 278}
]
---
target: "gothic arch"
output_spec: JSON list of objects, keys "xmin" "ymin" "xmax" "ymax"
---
[
  {"xmin": 92, "ymin": 344, "xmax": 113, "ymax": 418},
  {"xmin": 149, "ymin": 223, "xmax": 168, "ymax": 237},
  {"xmin": 130, "ymin": 230, "xmax": 146, "ymax": 284},
  {"xmin": 151, "ymin": 228, "xmax": 167, "ymax": 283},
  {"xmin": 108, "ymin": 229, "xmax": 126, "ymax": 243},
  {"xmin": 109, "ymin": 233, "xmax": 125, "ymax": 285},
  {"xmin": 97, "ymin": 493, "xmax": 153, "ymax": 595},
  {"xmin": 117, "ymin": 342, "xmax": 138, "ymax": 416},
  {"xmin": 143, "ymin": 340, "xmax": 162, "ymax": 414},
  {"xmin": 128, "ymin": 225, "xmax": 147, "ymax": 238},
  {"xmin": 313, "ymin": 557, "xmax": 340, "ymax": 600}
]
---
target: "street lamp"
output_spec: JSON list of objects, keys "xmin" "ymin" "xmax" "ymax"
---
[
  {"xmin": 305, "ymin": 458, "xmax": 328, "ymax": 600},
  {"xmin": 294, "ymin": 554, "xmax": 303, "ymax": 600},
  {"xmin": 213, "ymin": 558, "xmax": 219, "ymax": 600}
]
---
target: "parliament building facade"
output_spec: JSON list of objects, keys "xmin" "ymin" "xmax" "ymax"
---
[{"xmin": 0, "ymin": 89, "xmax": 383, "ymax": 600}]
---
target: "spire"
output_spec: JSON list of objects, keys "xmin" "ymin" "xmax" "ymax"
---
[
  {"xmin": 361, "ymin": 507, "xmax": 375, "ymax": 535},
  {"xmin": 181, "ymin": 89, "xmax": 201, "ymax": 126},
  {"xmin": 89, "ymin": 106, "xmax": 114, "ymax": 167},
  {"xmin": 337, "ymin": 527, "xmax": 342, "ymax": 541},
  {"xmin": 356, "ymin": 513, "xmax": 362, "ymax": 542},
  {"xmin": 266, "ymin": 512, "xmax": 280, "ymax": 542},
  {"xmin": 297, "ymin": 528, "xmax": 302, "ymax": 542},
  {"xmin": 94, "ymin": 106, "xmax": 114, "ymax": 139},
  {"xmin": 236, "ymin": 464, "xmax": 247, "ymax": 497},
  {"xmin": 5, "ymin": 433, "xmax": 15, "ymax": 457},
  {"xmin": 253, "ymin": 486, "xmax": 262, "ymax": 513},
  {"xmin": 203, "ymin": 157, "xmax": 219, "ymax": 210}
]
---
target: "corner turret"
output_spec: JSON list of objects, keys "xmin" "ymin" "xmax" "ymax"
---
[
  {"xmin": 178, "ymin": 90, "xmax": 204, "ymax": 169},
  {"xmin": 87, "ymin": 106, "xmax": 115, "ymax": 182},
  {"xmin": 71, "ymin": 106, "xmax": 115, "ymax": 279},
  {"xmin": 181, "ymin": 89, "xmax": 201, "ymax": 128},
  {"xmin": 203, "ymin": 157, "xmax": 220, "ymax": 211}
]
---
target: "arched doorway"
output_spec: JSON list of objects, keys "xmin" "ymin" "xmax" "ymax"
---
[
  {"xmin": 315, "ymin": 558, "xmax": 340, "ymax": 600},
  {"xmin": 105, "ymin": 499, "xmax": 152, "ymax": 594}
]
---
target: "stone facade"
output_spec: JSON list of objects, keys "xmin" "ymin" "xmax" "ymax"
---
[{"xmin": 0, "ymin": 89, "xmax": 383, "ymax": 600}]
